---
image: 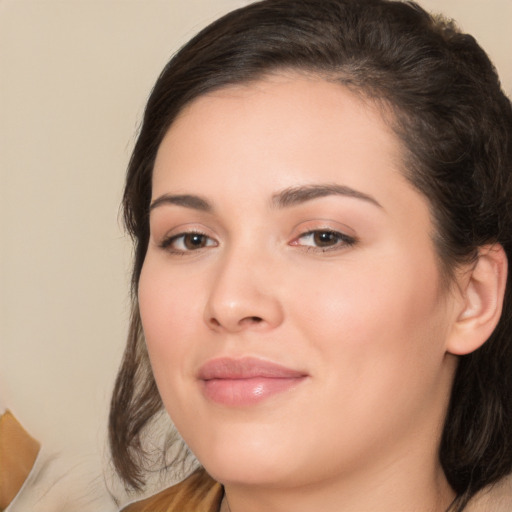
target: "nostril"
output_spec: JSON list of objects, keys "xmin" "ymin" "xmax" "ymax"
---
[
  {"xmin": 246, "ymin": 316, "xmax": 263, "ymax": 324},
  {"xmin": 209, "ymin": 318, "xmax": 221, "ymax": 327},
  {"xmin": 207, "ymin": 315, "xmax": 266, "ymax": 331}
]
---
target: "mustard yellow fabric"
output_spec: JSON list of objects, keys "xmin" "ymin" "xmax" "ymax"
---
[
  {"xmin": 121, "ymin": 469, "xmax": 222, "ymax": 512},
  {"xmin": 0, "ymin": 410, "xmax": 41, "ymax": 511}
]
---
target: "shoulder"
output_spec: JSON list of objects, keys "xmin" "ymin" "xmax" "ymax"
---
[
  {"xmin": 121, "ymin": 469, "xmax": 223, "ymax": 512},
  {"xmin": 464, "ymin": 473, "xmax": 512, "ymax": 512}
]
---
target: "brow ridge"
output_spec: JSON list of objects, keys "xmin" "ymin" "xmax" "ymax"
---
[
  {"xmin": 149, "ymin": 194, "xmax": 212, "ymax": 212},
  {"xmin": 271, "ymin": 184, "xmax": 382, "ymax": 208}
]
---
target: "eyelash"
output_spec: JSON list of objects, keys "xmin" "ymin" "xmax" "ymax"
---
[
  {"xmin": 291, "ymin": 230, "xmax": 357, "ymax": 252},
  {"xmin": 159, "ymin": 231, "xmax": 216, "ymax": 254},
  {"xmin": 159, "ymin": 229, "xmax": 356, "ymax": 255}
]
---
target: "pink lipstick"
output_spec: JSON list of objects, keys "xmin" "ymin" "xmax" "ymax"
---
[{"xmin": 197, "ymin": 357, "xmax": 307, "ymax": 406}]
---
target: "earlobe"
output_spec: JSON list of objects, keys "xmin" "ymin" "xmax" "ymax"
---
[{"xmin": 447, "ymin": 244, "xmax": 508, "ymax": 356}]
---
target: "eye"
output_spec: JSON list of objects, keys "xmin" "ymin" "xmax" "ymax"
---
[
  {"xmin": 161, "ymin": 232, "xmax": 217, "ymax": 253},
  {"xmin": 292, "ymin": 230, "xmax": 356, "ymax": 251}
]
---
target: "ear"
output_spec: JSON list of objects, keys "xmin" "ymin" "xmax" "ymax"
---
[{"xmin": 447, "ymin": 244, "xmax": 508, "ymax": 356}]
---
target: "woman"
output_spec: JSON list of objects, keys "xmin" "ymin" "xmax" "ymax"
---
[{"xmin": 109, "ymin": 0, "xmax": 512, "ymax": 510}]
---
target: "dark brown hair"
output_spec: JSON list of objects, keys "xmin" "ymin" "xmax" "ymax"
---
[{"xmin": 109, "ymin": 1, "xmax": 512, "ymax": 509}]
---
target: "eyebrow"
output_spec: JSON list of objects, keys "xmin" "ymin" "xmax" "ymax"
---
[
  {"xmin": 149, "ymin": 184, "xmax": 382, "ymax": 213},
  {"xmin": 271, "ymin": 184, "xmax": 382, "ymax": 209},
  {"xmin": 149, "ymin": 194, "xmax": 212, "ymax": 212}
]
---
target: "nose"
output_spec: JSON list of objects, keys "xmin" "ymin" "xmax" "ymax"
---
[{"xmin": 204, "ymin": 249, "xmax": 284, "ymax": 333}]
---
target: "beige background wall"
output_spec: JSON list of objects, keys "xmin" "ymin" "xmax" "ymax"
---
[{"xmin": 1, "ymin": 0, "xmax": 511, "ymax": 476}]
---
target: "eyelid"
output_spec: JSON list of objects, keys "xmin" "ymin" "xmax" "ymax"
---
[
  {"xmin": 291, "ymin": 230, "xmax": 356, "ymax": 250},
  {"xmin": 162, "ymin": 232, "xmax": 216, "ymax": 249},
  {"xmin": 157, "ymin": 224, "xmax": 219, "ymax": 253},
  {"xmin": 288, "ymin": 221, "xmax": 358, "ymax": 252}
]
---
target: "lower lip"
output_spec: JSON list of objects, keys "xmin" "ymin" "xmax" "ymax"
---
[{"xmin": 201, "ymin": 376, "xmax": 306, "ymax": 406}]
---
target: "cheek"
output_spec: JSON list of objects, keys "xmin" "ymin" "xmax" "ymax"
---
[
  {"xmin": 137, "ymin": 258, "xmax": 204, "ymax": 391},
  {"xmin": 292, "ymin": 249, "xmax": 447, "ymax": 372},
  {"xmin": 288, "ymin": 253, "xmax": 450, "ymax": 445}
]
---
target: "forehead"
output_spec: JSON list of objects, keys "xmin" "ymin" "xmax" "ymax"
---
[
  {"xmin": 165, "ymin": 74, "xmax": 394, "ymax": 146},
  {"xmin": 153, "ymin": 74, "xmax": 406, "ymax": 194},
  {"xmin": 151, "ymin": 73, "xmax": 436, "ymax": 264}
]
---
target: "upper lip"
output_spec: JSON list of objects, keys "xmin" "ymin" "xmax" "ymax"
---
[{"xmin": 197, "ymin": 357, "xmax": 307, "ymax": 380}]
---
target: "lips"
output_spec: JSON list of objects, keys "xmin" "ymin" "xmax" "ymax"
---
[{"xmin": 197, "ymin": 357, "xmax": 308, "ymax": 406}]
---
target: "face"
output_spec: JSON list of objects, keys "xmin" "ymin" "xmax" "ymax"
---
[{"xmin": 139, "ymin": 75, "xmax": 459, "ymax": 489}]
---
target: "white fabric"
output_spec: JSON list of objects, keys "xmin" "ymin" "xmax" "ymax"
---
[{"xmin": 6, "ymin": 447, "xmax": 117, "ymax": 512}]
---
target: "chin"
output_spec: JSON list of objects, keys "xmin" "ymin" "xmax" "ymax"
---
[
  {"xmin": 204, "ymin": 458, "xmax": 293, "ymax": 488},
  {"xmin": 192, "ymin": 432, "xmax": 302, "ymax": 487}
]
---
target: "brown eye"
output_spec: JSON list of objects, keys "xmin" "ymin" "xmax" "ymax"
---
[
  {"xmin": 183, "ymin": 233, "xmax": 209, "ymax": 250},
  {"xmin": 162, "ymin": 232, "xmax": 217, "ymax": 253},
  {"xmin": 293, "ymin": 230, "xmax": 356, "ymax": 251},
  {"xmin": 313, "ymin": 231, "xmax": 340, "ymax": 247}
]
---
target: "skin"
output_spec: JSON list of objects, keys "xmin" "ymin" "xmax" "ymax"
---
[{"xmin": 138, "ymin": 74, "xmax": 465, "ymax": 511}]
